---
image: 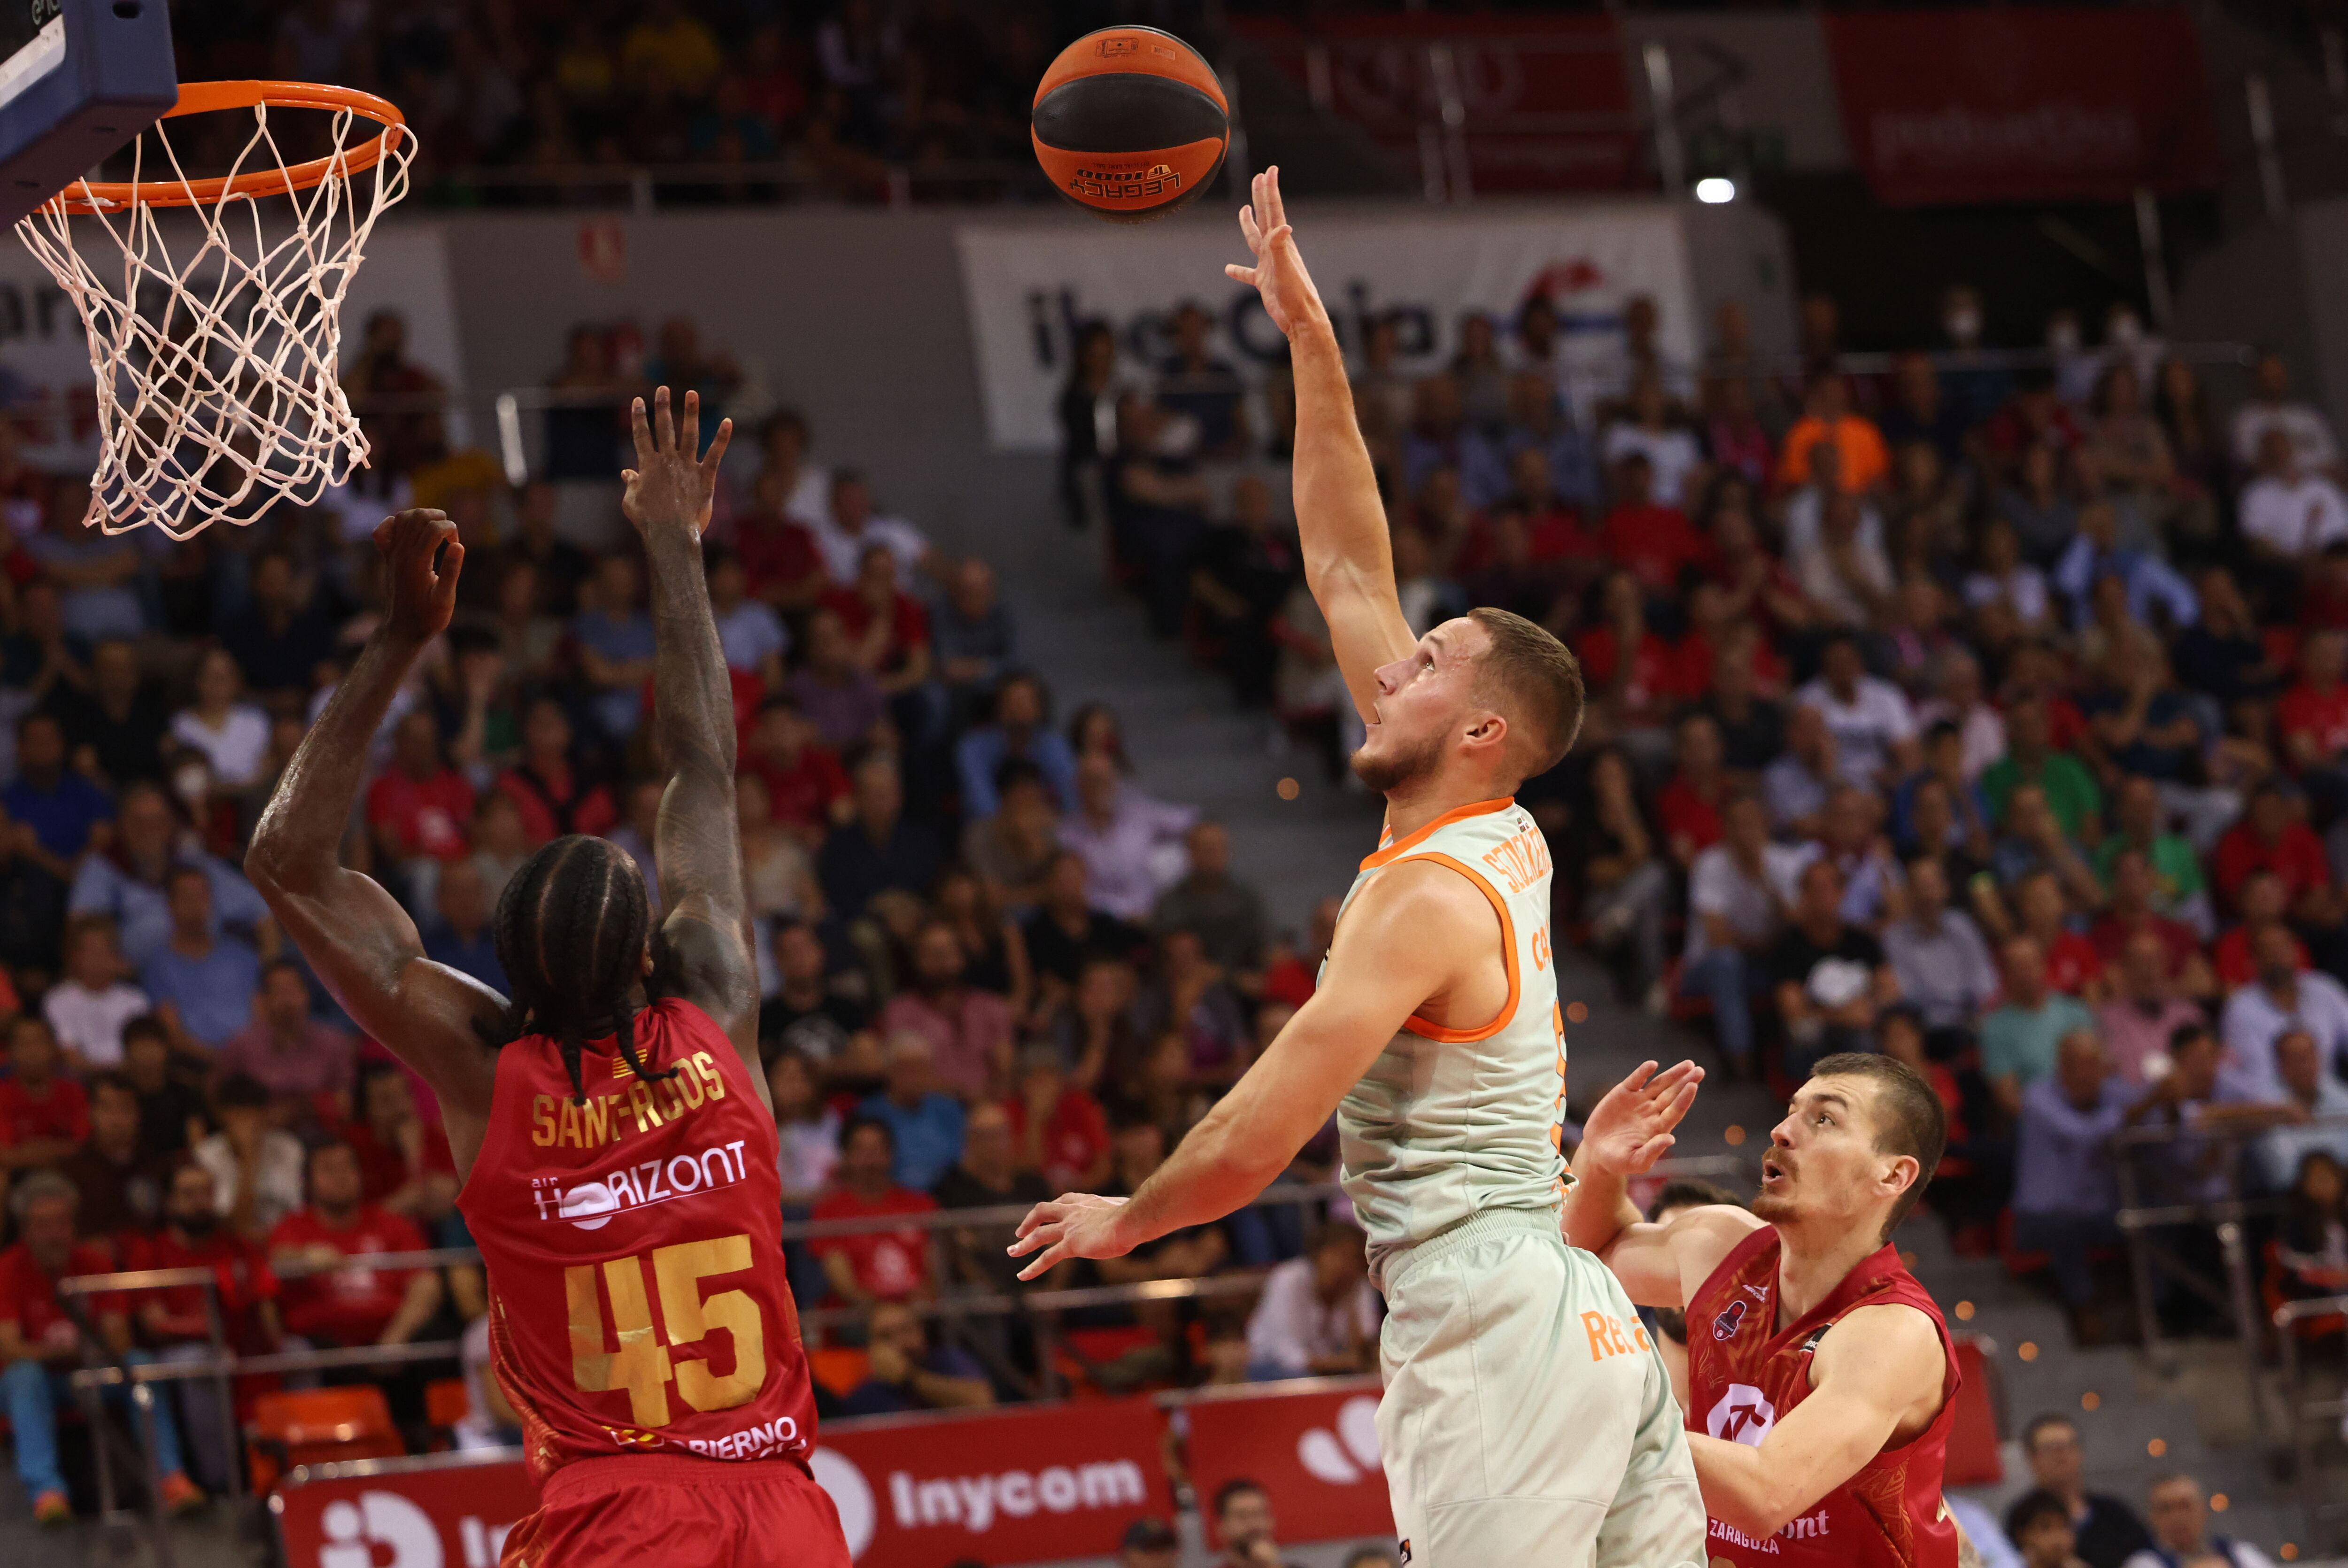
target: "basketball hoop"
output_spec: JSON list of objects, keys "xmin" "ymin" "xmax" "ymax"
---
[{"xmin": 14, "ymin": 81, "xmax": 412, "ymax": 539}]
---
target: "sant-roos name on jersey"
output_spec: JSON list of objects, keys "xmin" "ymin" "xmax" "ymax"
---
[{"xmin": 529, "ymin": 1049, "xmax": 731, "ymax": 1151}]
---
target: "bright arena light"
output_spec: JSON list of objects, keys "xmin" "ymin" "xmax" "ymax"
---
[{"xmin": 1695, "ymin": 177, "xmax": 1737, "ymax": 204}]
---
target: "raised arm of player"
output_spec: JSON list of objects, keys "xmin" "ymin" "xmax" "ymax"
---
[
  {"xmin": 1562, "ymin": 1060, "xmax": 1759, "ymax": 1306},
  {"xmin": 246, "ymin": 511, "xmax": 507, "ymax": 1175},
  {"xmin": 1008, "ymin": 858, "xmax": 1491, "ymax": 1279},
  {"xmin": 623, "ymin": 387, "xmax": 767, "ymax": 1107},
  {"xmin": 1225, "ymin": 167, "xmax": 1413, "ymax": 725},
  {"xmin": 1687, "ymin": 1302, "xmax": 1950, "ymax": 1537}
]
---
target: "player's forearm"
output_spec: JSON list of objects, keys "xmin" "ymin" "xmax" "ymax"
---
[
  {"xmin": 1289, "ymin": 312, "xmax": 1392, "ymax": 602},
  {"xmin": 248, "ymin": 630, "xmax": 425, "ymax": 895},
  {"xmin": 1689, "ymin": 1432, "xmax": 1806, "ymax": 1537},
  {"xmin": 1112, "ymin": 1079, "xmax": 1304, "ymax": 1250},
  {"xmin": 644, "ymin": 522, "xmax": 737, "ymax": 787}
]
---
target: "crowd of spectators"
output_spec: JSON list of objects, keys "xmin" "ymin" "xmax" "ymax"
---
[
  {"xmin": 162, "ymin": 0, "xmax": 1223, "ymax": 203},
  {"xmin": 1059, "ymin": 273, "xmax": 2348, "ymax": 1347}
]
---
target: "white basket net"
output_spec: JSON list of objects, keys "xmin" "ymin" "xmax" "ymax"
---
[{"xmin": 14, "ymin": 98, "xmax": 414, "ymax": 539}]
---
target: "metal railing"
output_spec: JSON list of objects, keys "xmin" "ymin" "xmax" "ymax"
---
[{"xmin": 2272, "ymin": 1290, "xmax": 2348, "ymax": 1551}]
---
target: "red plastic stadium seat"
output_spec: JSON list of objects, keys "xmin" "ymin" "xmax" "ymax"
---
[{"xmin": 248, "ymin": 1387, "xmax": 403, "ymax": 1477}]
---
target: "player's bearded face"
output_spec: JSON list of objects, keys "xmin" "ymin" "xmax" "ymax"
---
[{"xmin": 1350, "ymin": 722, "xmax": 1445, "ymax": 794}]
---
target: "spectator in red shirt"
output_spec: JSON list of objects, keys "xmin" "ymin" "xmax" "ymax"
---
[
  {"xmin": 1493, "ymin": 445, "xmax": 1601, "ymax": 571},
  {"xmin": 2213, "ymin": 778, "xmax": 2340, "ymax": 924},
  {"xmin": 1, "ymin": 1170, "xmax": 203, "ymax": 1520},
  {"xmin": 215, "ymin": 961, "xmax": 360, "ymax": 1124},
  {"xmin": 810, "ymin": 1117, "xmax": 938, "ymax": 1305},
  {"xmin": 56, "ymin": 1073, "xmax": 173, "ymax": 1242},
  {"xmin": 1005, "ymin": 1044, "xmax": 1111, "ymax": 1193},
  {"xmin": 2279, "ymin": 627, "xmax": 2348, "ymax": 802},
  {"xmin": 2004, "ymin": 867, "xmax": 2106, "ymax": 1001},
  {"xmin": 130, "ymin": 1160, "xmax": 280, "ymax": 1492},
  {"xmin": 1576, "ymin": 569, "xmax": 1677, "ymax": 735},
  {"xmin": 2086, "ymin": 849, "xmax": 2215, "ymax": 1001},
  {"xmin": 496, "ymin": 697, "xmax": 617, "ymax": 847},
  {"xmin": 342, "ymin": 1065, "xmax": 457, "ymax": 1223},
  {"xmin": 0, "ymin": 1016, "xmax": 89, "ymax": 1177},
  {"xmin": 740, "ymin": 695, "xmax": 851, "ymax": 845},
  {"xmin": 366, "ymin": 710, "xmax": 475, "ymax": 874},
  {"xmin": 735, "ymin": 464, "xmax": 826, "ymax": 610},
  {"xmin": 876, "ymin": 920, "xmax": 1017, "ymax": 1100},
  {"xmin": 1598, "ymin": 453, "xmax": 1705, "ymax": 595},
  {"xmin": 825, "ymin": 541, "xmax": 934, "ymax": 697},
  {"xmin": 1657, "ymin": 711, "xmax": 1729, "ymax": 869},
  {"xmin": 2213, "ymin": 869, "xmax": 2309, "ymax": 987},
  {"xmin": 268, "ymin": 1141, "xmax": 441, "ymax": 1350}
]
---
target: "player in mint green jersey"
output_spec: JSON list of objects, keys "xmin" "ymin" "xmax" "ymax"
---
[{"xmin": 1009, "ymin": 170, "xmax": 1705, "ymax": 1568}]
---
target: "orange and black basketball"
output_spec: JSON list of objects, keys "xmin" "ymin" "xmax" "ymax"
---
[{"xmin": 1032, "ymin": 27, "xmax": 1228, "ymax": 222}]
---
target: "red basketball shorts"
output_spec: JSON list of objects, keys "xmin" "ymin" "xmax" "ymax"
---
[{"xmin": 501, "ymin": 1452, "xmax": 850, "ymax": 1568}]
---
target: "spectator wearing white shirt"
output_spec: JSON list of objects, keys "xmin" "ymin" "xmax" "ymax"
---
[
  {"xmin": 705, "ymin": 546, "xmax": 788, "ymax": 687},
  {"xmin": 192, "ymin": 1073, "xmax": 307, "ymax": 1242},
  {"xmin": 2248, "ymin": 1028, "xmax": 2348, "ymax": 1190},
  {"xmin": 2239, "ymin": 427, "xmax": 2348, "ymax": 562},
  {"xmin": 813, "ymin": 469, "xmax": 932, "ymax": 587},
  {"xmin": 1599, "ymin": 369, "xmax": 1703, "ymax": 507},
  {"xmin": 168, "ymin": 649, "xmax": 273, "ymax": 791},
  {"xmin": 1796, "ymin": 634, "xmax": 1920, "ymax": 787},
  {"xmin": 2219, "ymin": 923, "xmax": 2348, "ymax": 1099},
  {"xmin": 2230, "ymin": 350, "xmax": 2340, "ymax": 476},
  {"xmin": 1057, "ymin": 753, "xmax": 1197, "ymax": 922},
  {"xmin": 1244, "ymin": 1222, "xmax": 1381, "ymax": 1380},
  {"xmin": 1676, "ymin": 793, "xmax": 1805, "ymax": 1075},
  {"xmin": 1963, "ymin": 519, "xmax": 2057, "ymax": 641},
  {"xmin": 42, "ymin": 916, "xmax": 148, "ymax": 1074},
  {"xmin": 2119, "ymin": 1473, "xmax": 2276, "ymax": 1568},
  {"xmin": 1882, "ymin": 855, "xmax": 1997, "ymax": 1029}
]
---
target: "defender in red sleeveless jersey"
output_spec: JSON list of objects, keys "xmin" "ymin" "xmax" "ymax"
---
[
  {"xmin": 1563, "ymin": 1053, "xmax": 1962, "ymax": 1568},
  {"xmin": 247, "ymin": 392, "xmax": 846, "ymax": 1568}
]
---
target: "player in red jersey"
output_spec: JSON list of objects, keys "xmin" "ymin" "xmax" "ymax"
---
[
  {"xmin": 1563, "ymin": 1053, "xmax": 1962, "ymax": 1567},
  {"xmin": 245, "ymin": 389, "xmax": 846, "ymax": 1568}
]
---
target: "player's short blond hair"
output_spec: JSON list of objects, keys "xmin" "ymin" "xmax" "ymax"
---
[{"xmin": 1468, "ymin": 606, "xmax": 1585, "ymax": 780}]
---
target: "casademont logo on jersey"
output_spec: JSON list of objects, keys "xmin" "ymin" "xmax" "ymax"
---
[{"xmin": 529, "ymin": 1139, "xmax": 752, "ymax": 1230}]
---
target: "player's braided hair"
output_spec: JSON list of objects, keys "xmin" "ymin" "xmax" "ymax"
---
[{"xmin": 478, "ymin": 834, "xmax": 680, "ymax": 1106}]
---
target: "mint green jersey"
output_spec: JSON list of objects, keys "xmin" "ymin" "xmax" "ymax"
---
[{"xmin": 1329, "ymin": 797, "xmax": 1568, "ymax": 1282}]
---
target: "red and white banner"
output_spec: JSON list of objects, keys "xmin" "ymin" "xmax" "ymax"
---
[
  {"xmin": 274, "ymin": 1454, "xmax": 539, "ymax": 1568},
  {"xmin": 276, "ymin": 1400, "xmax": 1169, "ymax": 1568},
  {"xmin": 1184, "ymin": 1383, "xmax": 1394, "ymax": 1548},
  {"xmin": 816, "ymin": 1398, "xmax": 1166, "ymax": 1565},
  {"xmin": 1235, "ymin": 15, "xmax": 1641, "ymax": 195},
  {"xmin": 1823, "ymin": 7, "xmax": 2219, "ymax": 206}
]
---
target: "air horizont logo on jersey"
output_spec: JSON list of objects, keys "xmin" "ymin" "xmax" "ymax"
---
[{"xmin": 529, "ymin": 1139, "xmax": 752, "ymax": 1230}]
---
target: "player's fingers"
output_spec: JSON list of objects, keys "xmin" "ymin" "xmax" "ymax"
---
[
  {"xmin": 1264, "ymin": 223, "xmax": 1293, "ymax": 254},
  {"xmin": 654, "ymin": 385, "xmax": 675, "ymax": 453},
  {"xmin": 1015, "ymin": 1241, "xmax": 1066, "ymax": 1282},
  {"xmin": 680, "ymin": 389, "xmax": 702, "ymax": 460},
  {"xmin": 701, "ymin": 417, "xmax": 734, "ymax": 479},
  {"xmin": 1238, "ymin": 205, "xmax": 1261, "ymax": 251},
  {"xmin": 1223, "ymin": 264, "xmax": 1257, "ymax": 285},
  {"xmin": 1622, "ymin": 1060, "xmax": 1658, "ymax": 1095},
  {"xmin": 1013, "ymin": 1201, "xmax": 1060, "ymax": 1240},
  {"xmin": 1631, "ymin": 1133, "xmax": 1675, "ymax": 1170},
  {"xmin": 433, "ymin": 541, "xmax": 465, "ymax": 607},
  {"xmin": 628, "ymin": 396, "xmax": 653, "ymax": 463}
]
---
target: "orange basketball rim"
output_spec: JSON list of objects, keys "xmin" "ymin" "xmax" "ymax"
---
[{"xmin": 54, "ymin": 79, "xmax": 406, "ymax": 214}]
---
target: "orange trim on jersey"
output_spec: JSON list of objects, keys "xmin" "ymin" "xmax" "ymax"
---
[
  {"xmin": 1391, "ymin": 851, "xmax": 1521, "ymax": 1043},
  {"xmin": 1360, "ymin": 797, "xmax": 1516, "ymax": 870}
]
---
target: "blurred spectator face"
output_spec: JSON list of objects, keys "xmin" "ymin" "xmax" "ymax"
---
[
  {"xmin": 260, "ymin": 965, "xmax": 311, "ymax": 1032},
  {"xmin": 364, "ymin": 1070, "xmax": 416, "ymax": 1135},
  {"xmin": 1160, "ymin": 928, "xmax": 1206, "ymax": 978},
  {"xmin": 308, "ymin": 1143, "xmax": 364, "ymax": 1212},
  {"xmin": 807, "ymin": 609, "xmax": 852, "ymax": 672},
  {"xmin": 708, "ymin": 554, "xmax": 747, "ymax": 608},
  {"xmin": 2015, "ymin": 1507, "xmax": 2077, "ymax": 1568},
  {"xmin": 1600, "ymin": 570, "xmax": 1642, "ymax": 625},
  {"xmin": 1785, "ymin": 704, "xmax": 1831, "ymax": 767},
  {"xmin": 2308, "ymin": 630, "xmax": 2348, "ymax": 687},
  {"xmin": 2249, "ymin": 786, "xmax": 2295, "ymax": 843},
  {"xmin": 2240, "ymin": 870, "xmax": 2288, "ymax": 927},
  {"xmin": 856, "ymin": 544, "xmax": 895, "ymax": 604},
  {"xmin": 166, "ymin": 868, "xmax": 213, "ymax": 938},
  {"xmin": 2054, "ymin": 1030, "xmax": 2107, "ymax": 1106},
  {"xmin": 833, "ymin": 475, "xmax": 873, "ymax": 533},
  {"xmin": 394, "ymin": 711, "xmax": 441, "ymax": 777},
  {"xmin": 2025, "ymin": 1418, "xmax": 2083, "ymax": 1489},
  {"xmin": 524, "ymin": 700, "xmax": 572, "ymax": 762},
  {"xmin": 10, "ymin": 1019, "xmax": 57, "ymax": 1080},
  {"xmin": 2171, "ymin": 1031, "xmax": 2221, "ymax": 1100},
  {"xmin": 626, "ymin": 780, "xmax": 663, "ymax": 842},
  {"xmin": 1906, "ymin": 857, "xmax": 1947, "ymax": 917},
  {"xmin": 1880, "ymin": 1011, "xmax": 1928, "ymax": 1071},
  {"xmin": 1073, "ymin": 705, "xmax": 1124, "ymax": 763},
  {"xmin": 17, "ymin": 579, "xmax": 61, "ymax": 641},
  {"xmin": 195, "ymin": 649, "xmax": 240, "ymax": 710},
  {"xmin": 20, "ymin": 1190, "xmax": 75, "ymax": 1272},
  {"xmin": 1509, "ymin": 446, "xmax": 1552, "ymax": 505},
  {"xmin": 2276, "ymin": 1029, "xmax": 2321, "ymax": 1097},
  {"xmin": 1722, "ymin": 794, "xmax": 1769, "ymax": 856},
  {"xmin": 887, "ymin": 1031, "xmax": 937, "ymax": 1102},
  {"xmin": 911, "ymin": 923, "xmax": 965, "ymax": 991},
  {"xmin": 2118, "ymin": 930, "xmax": 2166, "ymax": 1000},
  {"xmin": 2258, "ymin": 922, "xmax": 2304, "ymax": 988},
  {"xmin": 2116, "ymin": 777, "xmax": 2161, "ymax": 841},
  {"xmin": 438, "ymin": 859, "xmax": 489, "ymax": 935},
  {"xmin": 2255, "ymin": 352, "xmax": 2291, "ymax": 402},
  {"xmin": 2147, "ymin": 1476, "xmax": 2207, "ymax": 1552},
  {"xmin": 2256, "ymin": 426, "xmax": 2294, "ymax": 479},
  {"xmin": 67, "ymin": 922, "xmax": 121, "ymax": 988},
  {"xmin": 2110, "ymin": 849, "xmax": 2157, "ymax": 913},
  {"xmin": 1076, "ymin": 959, "xmax": 1132, "ymax": 1023},
  {"xmin": 1794, "ymin": 860, "xmax": 1843, "ymax": 927},
  {"xmin": 166, "ymin": 1163, "xmax": 218, "ymax": 1236},
  {"xmin": 1113, "ymin": 1120, "xmax": 1165, "ymax": 1186},
  {"xmin": 1909, "ymin": 780, "xmax": 1953, "ymax": 850},
  {"xmin": 475, "ymin": 792, "xmax": 528, "ymax": 857},
  {"xmin": 1186, "ymin": 821, "xmax": 1230, "ymax": 879},
  {"xmin": 2006, "ymin": 786, "xmax": 2056, "ymax": 846},
  {"xmin": 2016, "ymin": 872, "xmax": 2065, "ymax": 936},
  {"xmin": 1216, "ymin": 1485, "xmax": 1277, "ymax": 1561},
  {"xmin": 1170, "ymin": 303, "xmax": 1212, "ymax": 361},
  {"xmin": 1310, "ymin": 1228, "xmax": 1367, "ymax": 1298},
  {"xmin": 17, "ymin": 711, "xmax": 62, "ymax": 776},
  {"xmin": 1611, "ymin": 453, "xmax": 1653, "ymax": 507},
  {"xmin": 124, "ymin": 1026, "xmax": 169, "ymax": 1090},
  {"xmin": 766, "ymin": 1051, "xmax": 816, "ymax": 1118},
  {"xmin": 996, "ymin": 677, "xmax": 1043, "ymax": 733},
  {"xmin": 961, "ymin": 1101, "xmax": 1013, "ymax": 1175},
  {"xmin": 949, "ymin": 559, "xmax": 996, "ymax": 617},
  {"xmin": 595, "ymin": 555, "xmax": 639, "ymax": 613},
  {"xmin": 497, "ymin": 561, "xmax": 541, "ymax": 621},
  {"xmin": 2000, "ymin": 936, "xmax": 2047, "ymax": 1004},
  {"xmin": 853, "ymin": 755, "xmax": 903, "ymax": 829},
  {"xmin": 1075, "ymin": 754, "xmax": 1120, "ymax": 817},
  {"xmin": 774, "ymin": 923, "xmax": 827, "ymax": 985},
  {"xmin": 89, "ymin": 1079, "xmax": 139, "ymax": 1155},
  {"xmin": 842, "ymin": 1121, "xmax": 894, "ymax": 1189},
  {"xmin": 1411, "ymin": 373, "xmax": 1463, "ymax": 436},
  {"xmin": 734, "ymin": 772, "xmax": 771, "ymax": 834},
  {"xmin": 1823, "ymin": 787, "xmax": 1872, "ymax": 854},
  {"xmin": 2297, "ymin": 1151, "xmax": 2343, "ymax": 1209},
  {"xmin": 252, "ymin": 551, "xmax": 300, "ymax": 613}
]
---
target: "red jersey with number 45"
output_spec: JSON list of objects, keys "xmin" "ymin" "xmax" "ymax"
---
[
  {"xmin": 1685, "ymin": 1225, "xmax": 1960, "ymax": 1568},
  {"xmin": 457, "ymin": 996, "xmax": 817, "ymax": 1486}
]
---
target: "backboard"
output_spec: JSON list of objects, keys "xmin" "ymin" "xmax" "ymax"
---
[{"xmin": 0, "ymin": 0, "xmax": 176, "ymax": 227}]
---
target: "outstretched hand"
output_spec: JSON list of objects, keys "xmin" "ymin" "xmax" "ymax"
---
[
  {"xmin": 1223, "ymin": 167, "xmax": 1325, "ymax": 340},
  {"xmin": 373, "ymin": 508, "xmax": 463, "ymax": 647},
  {"xmin": 1578, "ymin": 1059, "xmax": 1706, "ymax": 1179},
  {"xmin": 1006, "ymin": 1192, "xmax": 1132, "ymax": 1282},
  {"xmin": 622, "ymin": 385, "xmax": 732, "ymax": 538}
]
